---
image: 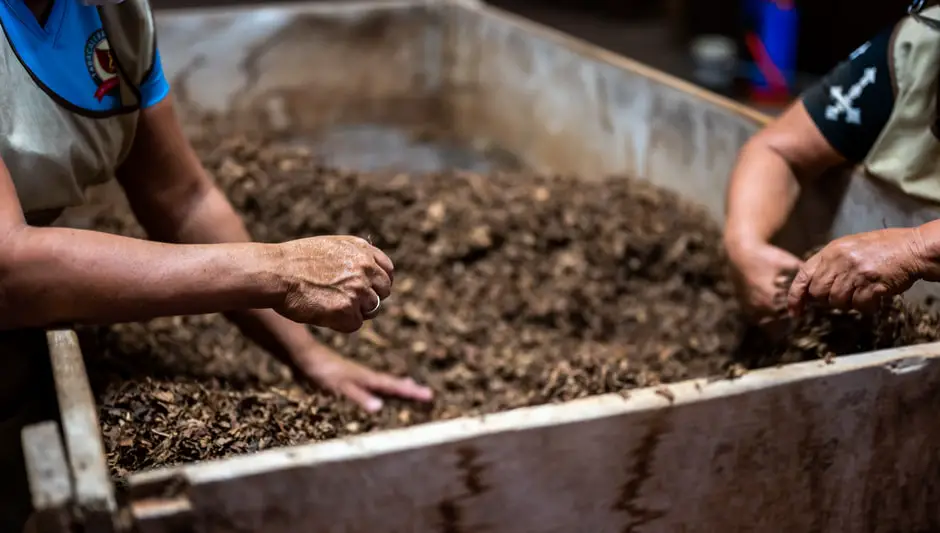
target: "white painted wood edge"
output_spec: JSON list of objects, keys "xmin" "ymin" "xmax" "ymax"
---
[
  {"xmin": 22, "ymin": 421, "xmax": 72, "ymax": 511},
  {"xmin": 46, "ymin": 329, "xmax": 116, "ymax": 517},
  {"xmin": 153, "ymin": 0, "xmax": 436, "ymax": 19},
  {"xmin": 129, "ymin": 341, "xmax": 940, "ymax": 487}
]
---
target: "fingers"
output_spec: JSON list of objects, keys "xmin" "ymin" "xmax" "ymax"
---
[
  {"xmin": 826, "ymin": 274, "xmax": 855, "ymax": 310},
  {"xmin": 371, "ymin": 248, "xmax": 395, "ymax": 283},
  {"xmin": 369, "ymin": 265, "xmax": 392, "ymax": 300},
  {"xmin": 366, "ymin": 374, "xmax": 434, "ymax": 402},
  {"xmin": 349, "ymin": 236, "xmax": 393, "ymax": 299},
  {"xmin": 786, "ymin": 247, "xmax": 890, "ymax": 316},
  {"xmin": 807, "ymin": 265, "xmax": 836, "ymax": 306},
  {"xmin": 787, "ymin": 256, "xmax": 816, "ymax": 317},
  {"xmin": 338, "ymin": 375, "xmax": 434, "ymax": 412},
  {"xmin": 769, "ymin": 247, "xmax": 804, "ymax": 274},
  {"xmin": 328, "ymin": 272, "xmax": 386, "ymax": 331},
  {"xmin": 852, "ymin": 283, "xmax": 888, "ymax": 313},
  {"xmin": 359, "ymin": 288, "xmax": 382, "ymax": 320},
  {"xmin": 339, "ymin": 382, "xmax": 384, "ymax": 413},
  {"xmin": 345, "ymin": 236, "xmax": 395, "ymax": 283},
  {"xmin": 771, "ymin": 272, "xmax": 792, "ymax": 312},
  {"xmin": 331, "ymin": 309, "xmax": 364, "ymax": 334}
]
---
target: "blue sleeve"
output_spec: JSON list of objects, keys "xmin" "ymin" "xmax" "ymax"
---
[{"xmin": 139, "ymin": 47, "xmax": 170, "ymax": 109}]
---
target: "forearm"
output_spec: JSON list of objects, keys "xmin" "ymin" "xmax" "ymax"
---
[
  {"xmin": 0, "ymin": 225, "xmax": 283, "ymax": 329},
  {"xmin": 913, "ymin": 220, "xmax": 940, "ymax": 282},
  {"xmin": 151, "ymin": 185, "xmax": 319, "ymax": 359},
  {"xmin": 724, "ymin": 139, "xmax": 802, "ymax": 253},
  {"xmin": 118, "ymin": 93, "xmax": 320, "ymax": 359}
]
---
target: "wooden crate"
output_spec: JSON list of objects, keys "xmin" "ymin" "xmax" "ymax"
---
[{"xmin": 28, "ymin": 1, "xmax": 940, "ymax": 531}]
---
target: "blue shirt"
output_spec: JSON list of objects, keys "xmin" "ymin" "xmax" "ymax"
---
[{"xmin": 0, "ymin": 0, "xmax": 169, "ymax": 114}]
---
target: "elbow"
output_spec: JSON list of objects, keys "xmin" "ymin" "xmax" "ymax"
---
[
  {"xmin": 740, "ymin": 129, "xmax": 784, "ymax": 165},
  {"xmin": 735, "ymin": 130, "xmax": 805, "ymax": 187}
]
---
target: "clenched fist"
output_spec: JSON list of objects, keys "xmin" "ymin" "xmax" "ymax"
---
[{"xmin": 271, "ymin": 236, "xmax": 394, "ymax": 332}]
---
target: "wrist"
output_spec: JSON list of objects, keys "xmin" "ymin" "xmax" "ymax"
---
[
  {"xmin": 912, "ymin": 222, "xmax": 940, "ymax": 281},
  {"xmin": 246, "ymin": 243, "xmax": 292, "ymax": 308},
  {"xmin": 723, "ymin": 225, "xmax": 767, "ymax": 261}
]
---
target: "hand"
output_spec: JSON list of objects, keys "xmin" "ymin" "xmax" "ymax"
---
[
  {"xmin": 272, "ymin": 236, "xmax": 393, "ymax": 333},
  {"xmin": 787, "ymin": 228, "xmax": 928, "ymax": 316},
  {"xmin": 292, "ymin": 343, "xmax": 434, "ymax": 412},
  {"xmin": 727, "ymin": 239, "xmax": 803, "ymax": 329}
]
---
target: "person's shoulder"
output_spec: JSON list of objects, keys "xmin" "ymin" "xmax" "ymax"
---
[
  {"xmin": 800, "ymin": 23, "xmax": 898, "ymax": 163},
  {"xmin": 889, "ymin": 6, "xmax": 940, "ymax": 90}
]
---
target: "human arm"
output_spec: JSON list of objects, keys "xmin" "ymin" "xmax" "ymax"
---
[
  {"xmin": 725, "ymin": 103, "xmax": 847, "ymax": 252},
  {"xmin": 725, "ymin": 25, "xmax": 896, "ymax": 323},
  {"xmin": 0, "ymin": 62, "xmax": 391, "ymax": 332},
  {"xmin": 784, "ymin": 214, "xmax": 940, "ymax": 314},
  {"xmin": 115, "ymin": 92, "xmax": 432, "ymax": 411},
  {"xmin": 724, "ymin": 103, "xmax": 845, "ymax": 326},
  {"xmin": 0, "ymin": 160, "xmax": 390, "ymax": 330},
  {"xmin": 0, "ymin": 193, "xmax": 282, "ymax": 329}
]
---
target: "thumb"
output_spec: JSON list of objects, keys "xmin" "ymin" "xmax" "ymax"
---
[
  {"xmin": 787, "ymin": 263, "xmax": 813, "ymax": 317},
  {"xmin": 768, "ymin": 245, "xmax": 803, "ymax": 267}
]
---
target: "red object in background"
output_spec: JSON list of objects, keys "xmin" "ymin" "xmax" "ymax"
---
[
  {"xmin": 744, "ymin": 0, "xmax": 799, "ymax": 106},
  {"xmin": 744, "ymin": 31, "xmax": 791, "ymax": 105}
]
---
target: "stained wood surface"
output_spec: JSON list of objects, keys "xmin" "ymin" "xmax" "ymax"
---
[
  {"xmin": 46, "ymin": 330, "xmax": 117, "ymax": 532},
  {"xmin": 127, "ymin": 342, "xmax": 940, "ymax": 532},
  {"xmin": 22, "ymin": 422, "xmax": 72, "ymax": 533},
  {"xmin": 45, "ymin": 2, "xmax": 940, "ymax": 531}
]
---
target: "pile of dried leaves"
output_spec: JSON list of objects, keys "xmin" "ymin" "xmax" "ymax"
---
[{"xmin": 84, "ymin": 126, "xmax": 940, "ymax": 478}]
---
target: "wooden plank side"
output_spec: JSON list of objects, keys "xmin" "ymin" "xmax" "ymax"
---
[
  {"xmin": 127, "ymin": 343, "xmax": 940, "ymax": 533},
  {"xmin": 22, "ymin": 422, "xmax": 73, "ymax": 533},
  {"xmin": 442, "ymin": 3, "xmax": 940, "ymax": 309},
  {"xmin": 46, "ymin": 330, "xmax": 117, "ymax": 532},
  {"xmin": 153, "ymin": 1, "xmax": 444, "ymax": 129},
  {"xmin": 444, "ymin": 1, "xmax": 769, "ymax": 223}
]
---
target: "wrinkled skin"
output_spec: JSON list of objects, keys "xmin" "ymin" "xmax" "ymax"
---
[
  {"xmin": 787, "ymin": 228, "xmax": 929, "ymax": 315},
  {"xmin": 274, "ymin": 235, "xmax": 394, "ymax": 333},
  {"xmin": 112, "ymin": 96, "xmax": 433, "ymax": 413},
  {"xmin": 269, "ymin": 235, "xmax": 435, "ymax": 410}
]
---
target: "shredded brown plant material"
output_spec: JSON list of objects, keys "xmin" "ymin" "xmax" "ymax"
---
[{"xmin": 82, "ymin": 125, "xmax": 940, "ymax": 478}]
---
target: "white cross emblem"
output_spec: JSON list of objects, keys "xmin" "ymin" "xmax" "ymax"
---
[{"xmin": 825, "ymin": 67, "xmax": 877, "ymax": 125}]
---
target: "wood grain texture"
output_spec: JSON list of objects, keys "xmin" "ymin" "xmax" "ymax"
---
[
  {"xmin": 46, "ymin": 3, "xmax": 940, "ymax": 531},
  {"xmin": 21, "ymin": 422, "xmax": 73, "ymax": 533},
  {"xmin": 46, "ymin": 330, "xmax": 117, "ymax": 533},
  {"xmin": 126, "ymin": 342, "xmax": 940, "ymax": 533}
]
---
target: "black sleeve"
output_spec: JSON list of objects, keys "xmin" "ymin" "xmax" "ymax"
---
[{"xmin": 801, "ymin": 24, "xmax": 897, "ymax": 163}]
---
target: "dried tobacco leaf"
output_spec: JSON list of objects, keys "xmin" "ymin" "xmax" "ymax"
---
[{"xmin": 86, "ymin": 120, "xmax": 940, "ymax": 478}]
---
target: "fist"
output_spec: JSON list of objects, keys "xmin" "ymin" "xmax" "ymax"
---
[{"xmin": 273, "ymin": 236, "xmax": 394, "ymax": 332}]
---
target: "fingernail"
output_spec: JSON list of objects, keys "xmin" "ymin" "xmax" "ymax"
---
[{"xmin": 366, "ymin": 398, "xmax": 383, "ymax": 412}]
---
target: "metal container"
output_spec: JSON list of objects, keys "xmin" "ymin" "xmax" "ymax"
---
[{"xmin": 28, "ymin": 1, "xmax": 940, "ymax": 531}]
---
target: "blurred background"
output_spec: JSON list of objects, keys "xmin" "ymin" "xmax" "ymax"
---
[{"xmin": 150, "ymin": 0, "xmax": 913, "ymax": 114}]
